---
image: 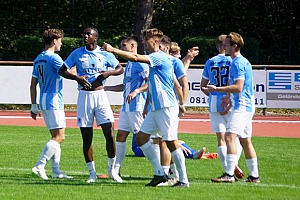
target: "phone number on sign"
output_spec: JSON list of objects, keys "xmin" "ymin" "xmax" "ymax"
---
[
  {"xmin": 188, "ymin": 96, "xmax": 208, "ymax": 105},
  {"xmin": 187, "ymin": 96, "xmax": 265, "ymax": 106}
]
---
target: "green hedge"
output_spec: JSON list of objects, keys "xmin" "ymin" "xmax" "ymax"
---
[
  {"xmin": 181, "ymin": 36, "xmax": 260, "ymax": 64},
  {"xmin": 11, "ymin": 35, "xmax": 260, "ymax": 64},
  {"xmin": 13, "ymin": 36, "xmax": 120, "ymax": 61},
  {"xmin": 15, "ymin": 36, "xmax": 44, "ymax": 61}
]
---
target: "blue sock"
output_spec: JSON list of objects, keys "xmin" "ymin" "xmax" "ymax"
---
[
  {"xmin": 181, "ymin": 143, "xmax": 196, "ymax": 159},
  {"xmin": 131, "ymin": 133, "xmax": 144, "ymax": 157}
]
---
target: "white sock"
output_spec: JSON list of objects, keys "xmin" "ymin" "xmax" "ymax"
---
[
  {"xmin": 36, "ymin": 140, "xmax": 57, "ymax": 170},
  {"xmin": 140, "ymin": 140, "xmax": 164, "ymax": 176},
  {"xmin": 225, "ymin": 154, "xmax": 238, "ymax": 176},
  {"xmin": 162, "ymin": 165, "xmax": 170, "ymax": 175},
  {"xmin": 170, "ymin": 163, "xmax": 179, "ymax": 179},
  {"xmin": 246, "ymin": 157, "xmax": 259, "ymax": 178},
  {"xmin": 115, "ymin": 142, "xmax": 126, "ymax": 174},
  {"xmin": 152, "ymin": 143, "xmax": 161, "ymax": 165},
  {"xmin": 235, "ymin": 137, "xmax": 243, "ymax": 165},
  {"xmin": 51, "ymin": 141, "xmax": 61, "ymax": 174},
  {"xmin": 107, "ymin": 156, "xmax": 116, "ymax": 171},
  {"xmin": 217, "ymin": 145, "xmax": 227, "ymax": 171},
  {"xmin": 171, "ymin": 148, "xmax": 188, "ymax": 183},
  {"xmin": 86, "ymin": 161, "xmax": 96, "ymax": 175}
]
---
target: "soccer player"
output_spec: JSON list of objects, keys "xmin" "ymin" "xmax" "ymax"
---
[
  {"xmin": 206, "ymin": 32, "xmax": 260, "ymax": 183},
  {"xmin": 131, "ymin": 134, "xmax": 207, "ymax": 159},
  {"xmin": 156, "ymin": 35, "xmax": 201, "ymax": 185},
  {"xmin": 169, "ymin": 42, "xmax": 199, "ymax": 71},
  {"xmin": 102, "ymin": 28, "xmax": 189, "ymax": 187},
  {"xmin": 58, "ymin": 27, "xmax": 124, "ymax": 183},
  {"xmin": 104, "ymin": 34, "xmax": 149, "ymax": 175},
  {"xmin": 129, "ymin": 35, "xmax": 205, "ymax": 186},
  {"xmin": 30, "ymin": 29, "xmax": 73, "ymax": 180},
  {"xmin": 200, "ymin": 34, "xmax": 244, "ymax": 179},
  {"xmin": 169, "ymin": 42, "xmax": 181, "ymax": 59}
]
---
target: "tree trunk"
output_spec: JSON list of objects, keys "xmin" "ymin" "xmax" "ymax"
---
[{"xmin": 133, "ymin": 0, "xmax": 154, "ymax": 54}]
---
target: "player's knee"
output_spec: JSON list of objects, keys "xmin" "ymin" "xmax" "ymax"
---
[
  {"xmin": 116, "ymin": 131, "xmax": 128, "ymax": 142},
  {"xmin": 136, "ymin": 132, "xmax": 149, "ymax": 146}
]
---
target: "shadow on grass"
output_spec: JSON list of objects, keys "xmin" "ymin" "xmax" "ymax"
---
[
  {"xmin": 0, "ymin": 173, "xmax": 151, "ymax": 186},
  {"xmin": 125, "ymin": 155, "xmax": 145, "ymax": 158}
]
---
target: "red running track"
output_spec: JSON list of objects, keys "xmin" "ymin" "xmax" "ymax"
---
[{"xmin": 0, "ymin": 110, "xmax": 299, "ymax": 138}]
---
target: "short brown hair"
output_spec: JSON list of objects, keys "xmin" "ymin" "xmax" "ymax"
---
[
  {"xmin": 226, "ymin": 32, "xmax": 244, "ymax": 50},
  {"xmin": 160, "ymin": 35, "xmax": 172, "ymax": 47},
  {"xmin": 43, "ymin": 29, "xmax": 64, "ymax": 45},
  {"xmin": 121, "ymin": 34, "xmax": 138, "ymax": 43},
  {"xmin": 142, "ymin": 28, "xmax": 163, "ymax": 40}
]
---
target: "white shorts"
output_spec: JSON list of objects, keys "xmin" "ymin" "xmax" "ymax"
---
[
  {"xmin": 209, "ymin": 112, "xmax": 230, "ymax": 133},
  {"xmin": 140, "ymin": 106, "xmax": 179, "ymax": 141},
  {"xmin": 226, "ymin": 109, "xmax": 254, "ymax": 138},
  {"xmin": 118, "ymin": 110, "xmax": 144, "ymax": 134},
  {"xmin": 41, "ymin": 110, "xmax": 66, "ymax": 130},
  {"xmin": 77, "ymin": 89, "xmax": 114, "ymax": 127}
]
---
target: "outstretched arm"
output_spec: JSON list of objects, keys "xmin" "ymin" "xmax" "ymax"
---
[
  {"xmin": 104, "ymin": 84, "xmax": 124, "ymax": 92},
  {"xmin": 204, "ymin": 79, "xmax": 244, "ymax": 93},
  {"xmin": 102, "ymin": 64, "xmax": 124, "ymax": 79},
  {"xmin": 102, "ymin": 42, "xmax": 150, "ymax": 64}
]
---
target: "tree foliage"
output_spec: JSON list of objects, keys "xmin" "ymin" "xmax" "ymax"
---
[
  {"xmin": 0, "ymin": 0, "xmax": 299, "ymax": 64},
  {"xmin": 134, "ymin": 0, "xmax": 154, "ymax": 54}
]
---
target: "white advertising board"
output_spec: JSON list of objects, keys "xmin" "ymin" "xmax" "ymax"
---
[
  {"xmin": 185, "ymin": 69, "xmax": 267, "ymax": 108},
  {"xmin": 2, "ymin": 66, "xmax": 299, "ymax": 109},
  {"xmin": 266, "ymin": 70, "xmax": 300, "ymax": 108},
  {"xmin": 0, "ymin": 66, "xmax": 123, "ymax": 105}
]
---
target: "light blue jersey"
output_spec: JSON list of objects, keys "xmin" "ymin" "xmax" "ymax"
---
[
  {"xmin": 202, "ymin": 54, "xmax": 231, "ymax": 112},
  {"xmin": 169, "ymin": 55, "xmax": 186, "ymax": 80},
  {"xmin": 122, "ymin": 61, "xmax": 149, "ymax": 112},
  {"xmin": 169, "ymin": 55, "xmax": 186, "ymax": 101},
  {"xmin": 32, "ymin": 50, "xmax": 64, "ymax": 110},
  {"xmin": 147, "ymin": 51, "xmax": 177, "ymax": 111},
  {"xmin": 229, "ymin": 54, "xmax": 255, "ymax": 112},
  {"xmin": 64, "ymin": 46, "xmax": 119, "ymax": 89}
]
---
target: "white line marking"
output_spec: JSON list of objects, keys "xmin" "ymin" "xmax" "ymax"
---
[{"xmin": 0, "ymin": 116, "xmax": 299, "ymax": 123}]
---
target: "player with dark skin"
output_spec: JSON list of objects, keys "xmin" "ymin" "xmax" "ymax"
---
[{"xmin": 59, "ymin": 27, "xmax": 124, "ymax": 182}]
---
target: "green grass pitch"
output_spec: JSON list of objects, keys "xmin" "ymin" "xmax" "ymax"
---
[{"xmin": 0, "ymin": 125, "xmax": 299, "ymax": 199}]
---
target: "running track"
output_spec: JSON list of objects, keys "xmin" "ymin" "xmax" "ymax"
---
[{"xmin": 0, "ymin": 111, "xmax": 299, "ymax": 138}]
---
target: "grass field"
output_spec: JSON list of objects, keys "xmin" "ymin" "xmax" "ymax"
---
[{"xmin": 0, "ymin": 125, "xmax": 299, "ymax": 200}]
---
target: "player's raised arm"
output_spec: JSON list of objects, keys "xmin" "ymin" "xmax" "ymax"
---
[
  {"xmin": 102, "ymin": 42, "xmax": 150, "ymax": 64},
  {"xmin": 182, "ymin": 46, "xmax": 199, "ymax": 71}
]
